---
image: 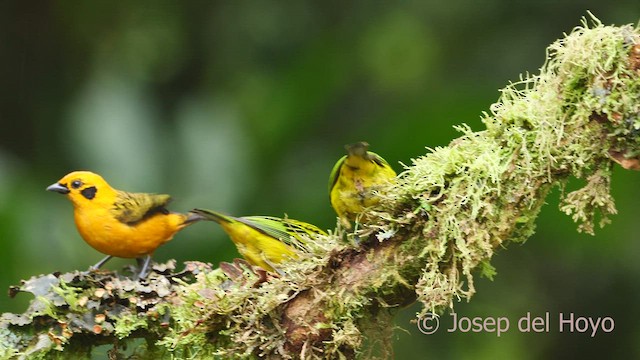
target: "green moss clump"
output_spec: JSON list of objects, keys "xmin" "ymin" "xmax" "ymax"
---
[{"xmin": 374, "ymin": 15, "xmax": 639, "ymax": 318}]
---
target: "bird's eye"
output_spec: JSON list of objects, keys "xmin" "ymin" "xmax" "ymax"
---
[{"xmin": 71, "ymin": 180, "xmax": 83, "ymax": 189}]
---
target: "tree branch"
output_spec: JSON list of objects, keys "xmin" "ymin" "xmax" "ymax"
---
[{"xmin": 2, "ymin": 16, "xmax": 639, "ymax": 359}]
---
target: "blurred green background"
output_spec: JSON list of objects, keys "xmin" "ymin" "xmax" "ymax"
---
[{"xmin": 1, "ymin": 2, "xmax": 638, "ymax": 359}]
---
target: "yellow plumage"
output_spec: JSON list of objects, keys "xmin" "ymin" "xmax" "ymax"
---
[
  {"xmin": 192, "ymin": 208, "xmax": 326, "ymax": 272},
  {"xmin": 47, "ymin": 171, "xmax": 201, "ymax": 277},
  {"xmin": 329, "ymin": 142, "xmax": 396, "ymax": 228}
]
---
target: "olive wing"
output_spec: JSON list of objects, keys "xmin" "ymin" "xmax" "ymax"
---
[
  {"xmin": 112, "ymin": 191, "xmax": 172, "ymax": 225},
  {"xmin": 239, "ymin": 216, "xmax": 325, "ymax": 252},
  {"xmin": 328, "ymin": 155, "xmax": 347, "ymax": 194}
]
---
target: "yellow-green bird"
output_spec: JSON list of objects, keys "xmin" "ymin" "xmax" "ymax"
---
[
  {"xmin": 329, "ymin": 142, "xmax": 396, "ymax": 228},
  {"xmin": 191, "ymin": 209, "xmax": 326, "ymax": 272}
]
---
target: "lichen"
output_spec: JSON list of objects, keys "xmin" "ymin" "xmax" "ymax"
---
[{"xmin": 0, "ymin": 261, "xmax": 212, "ymax": 359}]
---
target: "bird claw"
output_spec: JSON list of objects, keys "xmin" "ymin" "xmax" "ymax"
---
[{"xmin": 91, "ymin": 255, "xmax": 113, "ymax": 272}]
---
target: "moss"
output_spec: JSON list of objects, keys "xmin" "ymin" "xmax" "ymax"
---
[{"xmin": 367, "ymin": 17, "xmax": 640, "ymax": 322}]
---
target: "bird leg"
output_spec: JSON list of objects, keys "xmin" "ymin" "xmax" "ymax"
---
[
  {"xmin": 262, "ymin": 257, "xmax": 286, "ymax": 277},
  {"xmin": 90, "ymin": 255, "xmax": 113, "ymax": 271},
  {"xmin": 136, "ymin": 255, "xmax": 152, "ymax": 279}
]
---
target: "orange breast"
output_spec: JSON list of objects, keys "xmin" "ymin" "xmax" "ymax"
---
[{"xmin": 73, "ymin": 207, "xmax": 186, "ymax": 258}]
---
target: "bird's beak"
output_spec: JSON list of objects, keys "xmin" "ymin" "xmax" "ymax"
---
[{"xmin": 46, "ymin": 183, "xmax": 70, "ymax": 194}]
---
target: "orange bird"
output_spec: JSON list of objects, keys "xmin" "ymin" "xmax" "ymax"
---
[{"xmin": 47, "ymin": 171, "xmax": 202, "ymax": 278}]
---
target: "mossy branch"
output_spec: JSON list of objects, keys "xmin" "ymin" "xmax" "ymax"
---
[{"xmin": 2, "ymin": 16, "xmax": 640, "ymax": 359}]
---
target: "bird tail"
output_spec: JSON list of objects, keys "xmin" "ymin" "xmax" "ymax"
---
[
  {"xmin": 189, "ymin": 208, "xmax": 234, "ymax": 224},
  {"xmin": 345, "ymin": 141, "xmax": 370, "ymax": 158},
  {"xmin": 183, "ymin": 211, "xmax": 207, "ymax": 224}
]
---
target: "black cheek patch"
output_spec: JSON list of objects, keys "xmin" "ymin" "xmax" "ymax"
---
[{"xmin": 81, "ymin": 186, "xmax": 98, "ymax": 200}]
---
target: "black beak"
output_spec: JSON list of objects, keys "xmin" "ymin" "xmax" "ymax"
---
[{"xmin": 46, "ymin": 183, "xmax": 70, "ymax": 194}]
